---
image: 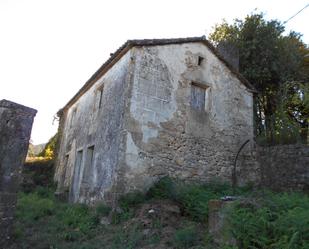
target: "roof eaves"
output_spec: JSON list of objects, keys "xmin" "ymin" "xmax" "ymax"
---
[
  {"xmin": 200, "ymin": 40, "xmax": 258, "ymax": 94},
  {"xmin": 62, "ymin": 36, "xmax": 257, "ymax": 112},
  {"xmin": 62, "ymin": 41, "xmax": 133, "ymax": 111}
]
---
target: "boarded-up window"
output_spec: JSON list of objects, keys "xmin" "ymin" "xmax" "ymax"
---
[
  {"xmin": 191, "ymin": 84, "xmax": 205, "ymax": 111},
  {"xmin": 191, "ymin": 83, "xmax": 211, "ymax": 112},
  {"xmin": 72, "ymin": 149, "xmax": 83, "ymax": 202},
  {"xmin": 86, "ymin": 146, "xmax": 94, "ymax": 170},
  {"xmin": 81, "ymin": 146, "xmax": 95, "ymax": 187}
]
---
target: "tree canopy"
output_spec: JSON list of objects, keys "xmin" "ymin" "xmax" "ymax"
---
[
  {"xmin": 39, "ymin": 132, "xmax": 59, "ymax": 159},
  {"xmin": 209, "ymin": 13, "xmax": 309, "ymax": 144}
]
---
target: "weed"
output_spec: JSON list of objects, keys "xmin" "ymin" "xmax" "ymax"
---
[
  {"xmin": 95, "ymin": 202, "xmax": 111, "ymax": 217},
  {"xmin": 111, "ymin": 209, "xmax": 134, "ymax": 224},
  {"xmin": 146, "ymin": 176, "xmax": 176, "ymax": 199},
  {"xmin": 16, "ymin": 190, "xmax": 55, "ymax": 222},
  {"xmin": 228, "ymin": 191, "xmax": 309, "ymax": 249},
  {"xmin": 173, "ymin": 226, "xmax": 198, "ymax": 248},
  {"xmin": 111, "ymin": 225, "xmax": 143, "ymax": 249},
  {"xmin": 109, "ymin": 190, "xmax": 147, "ymax": 225},
  {"xmin": 147, "ymin": 233, "xmax": 161, "ymax": 245},
  {"xmin": 118, "ymin": 190, "xmax": 146, "ymax": 210},
  {"xmin": 147, "ymin": 177, "xmax": 249, "ymax": 221},
  {"xmin": 13, "ymin": 180, "xmax": 309, "ymax": 249}
]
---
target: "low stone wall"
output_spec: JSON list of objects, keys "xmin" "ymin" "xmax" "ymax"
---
[
  {"xmin": 0, "ymin": 100, "xmax": 36, "ymax": 246},
  {"xmin": 258, "ymin": 144, "xmax": 309, "ymax": 192},
  {"xmin": 237, "ymin": 143, "xmax": 309, "ymax": 192}
]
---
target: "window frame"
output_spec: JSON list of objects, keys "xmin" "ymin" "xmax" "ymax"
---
[
  {"xmin": 69, "ymin": 107, "xmax": 77, "ymax": 128},
  {"xmin": 190, "ymin": 82, "xmax": 211, "ymax": 112},
  {"xmin": 96, "ymin": 84, "xmax": 104, "ymax": 109}
]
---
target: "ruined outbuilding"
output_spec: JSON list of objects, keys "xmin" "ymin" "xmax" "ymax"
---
[
  {"xmin": 0, "ymin": 99, "xmax": 37, "ymax": 246},
  {"xmin": 54, "ymin": 37, "xmax": 256, "ymax": 204}
]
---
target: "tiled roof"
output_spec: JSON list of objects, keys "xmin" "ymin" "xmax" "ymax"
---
[{"xmin": 61, "ymin": 36, "xmax": 256, "ymax": 111}]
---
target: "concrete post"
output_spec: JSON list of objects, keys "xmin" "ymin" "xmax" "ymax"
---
[
  {"xmin": 208, "ymin": 199, "xmax": 237, "ymax": 246},
  {"xmin": 0, "ymin": 99, "xmax": 37, "ymax": 246}
]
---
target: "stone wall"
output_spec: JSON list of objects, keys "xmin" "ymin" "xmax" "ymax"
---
[
  {"xmin": 123, "ymin": 43, "xmax": 254, "ymax": 192},
  {"xmin": 0, "ymin": 99, "xmax": 36, "ymax": 246},
  {"xmin": 236, "ymin": 142, "xmax": 309, "ymax": 192},
  {"xmin": 54, "ymin": 51, "xmax": 134, "ymax": 205},
  {"xmin": 55, "ymin": 42, "xmax": 255, "ymax": 205},
  {"xmin": 258, "ymin": 144, "xmax": 309, "ymax": 191}
]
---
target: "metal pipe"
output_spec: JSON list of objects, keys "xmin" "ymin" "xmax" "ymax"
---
[{"xmin": 232, "ymin": 139, "xmax": 250, "ymax": 193}]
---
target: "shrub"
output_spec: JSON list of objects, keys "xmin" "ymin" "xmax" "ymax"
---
[
  {"xmin": 95, "ymin": 202, "xmax": 111, "ymax": 217},
  {"xmin": 146, "ymin": 176, "xmax": 176, "ymax": 199},
  {"xmin": 118, "ymin": 191, "xmax": 146, "ymax": 211},
  {"xmin": 111, "ymin": 225, "xmax": 143, "ymax": 249},
  {"xmin": 22, "ymin": 158, "xmax": 55, "ymax": 191},
  {"xmin": 111, "ymin": 209, "xmax": 134, "ymax": 224},
  {"xmin": 174, "ymin": 182, "xmax": 239, "ymax": 221},
  {"xmin": 16, "ymin": 190, "xmax": 55, "ymax": 222},
  {"xmin": 173, "ymin": 226, "xmax": 198, "ymax": 248},
  {"xmin": 147, "ymin": 177, "xmax": 248, "ymax": 221},
  {"xmin": 58, "ymin": 203, "xmax": 99, "ymax": 236},
  {"xmin": 228, "ymin": 192, "xmax": 309, "ymax": 249},
  {"xmin": 174, "ymin": 184, "xmax": 219, "ymax": 221}
]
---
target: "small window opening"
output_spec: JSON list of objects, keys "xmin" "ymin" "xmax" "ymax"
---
[
  {"xmin": 86, "ymin": 146, "xmax": 95, "ymax": 169},
  {"xmin": 198, "ymin": 56, "xmax": 204, "ymax": 66},
  {"xmin": 97, "ymin": 85, "xmax": 104, "ymax": 109},
  {"xmin": 191, "ymin": 82, "xmax": 211, "ymax": 112},
  {"xmin": 81, "ymin": 146, "xmax": 95, "ymax": 187},
  {"xmin": 70, "ymin": 108, "xmax": 77, "ymax": 128},
  {"xmin": 98, "ymin": 89, "xmax": 104, "ymax": 108},
  {"xmin": 72, "ymin": 149, "xmax": 83, "ymax": 201}
]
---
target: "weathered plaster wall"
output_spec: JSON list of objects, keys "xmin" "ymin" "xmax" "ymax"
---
[
  {"xmin": 0, "ymin": 100, "xmax": 36, "ymax": 246},
  {"xmin": 55, "ymin": 51, "xmax": 134, "ymax": 204},
  {"xmin": 124, "ymin": 43, "xmax": 254, "ymax": 191},
  {"xmin": 56, "ymin": 42, "xmax": 255, "ymax": 204}
]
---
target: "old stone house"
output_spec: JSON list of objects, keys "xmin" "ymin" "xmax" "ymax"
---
[{"xmin": 54, "ymin": 37, "xmax": 256, "ymax": 204}]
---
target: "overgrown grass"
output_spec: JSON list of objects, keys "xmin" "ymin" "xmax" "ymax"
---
[
  {"xmin": 14, "ymin": 187, "xmax": 103, "ymax": 248},
  {"xmin": 228, "ymin": 191, "xmax": 309, "ymax": 249},
  {"xmin": 147, "ymin": 177, "xmax": 251, "ymax": 221},
  {"xmin": 11, "ymin": 177, "xmax": 309, "ymax": 249},
  {"xmin": 173, "ymin": 225, "xmax": 199, "ymax": 248}
]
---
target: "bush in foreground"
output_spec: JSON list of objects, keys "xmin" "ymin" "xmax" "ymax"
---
[{"xmin": 229, "ymin": 192, "xmax": 309, "ymax": 249}]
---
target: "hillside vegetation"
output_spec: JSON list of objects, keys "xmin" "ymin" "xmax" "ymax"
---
[{"xmin": 9, "ymin": 170, "xmax": 309, "ymax": 249}]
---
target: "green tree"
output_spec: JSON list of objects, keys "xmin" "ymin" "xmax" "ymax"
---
[
  {"xmin": 209, "ymin": 13, "xmax": 309, "ymax": 143},
  {"xmin": 39, "ymin": 133, "xmax": 59, "ymax": 159}
]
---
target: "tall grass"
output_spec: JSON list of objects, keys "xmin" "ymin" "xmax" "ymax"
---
[
  {"xmin": 147, "ymin": 177, "xmax": 250, "ymax": 221},
  {"xmin": 229, "ymin": 192, "xmax": 309, "ymax": 249},
  {"xmin": 12, "ymin": 178, "xmax": 309, "ymax": 249},
  {"xmin": 14, "ymin": 187, "xmax": 103, "ymax": 248}
]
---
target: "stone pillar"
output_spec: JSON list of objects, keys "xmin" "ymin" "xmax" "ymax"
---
[
  {"xmin": 208, "ymin": 199, "xmax": 236, "ymax": 246},
  {"xmin": 0, "ymin": 99, "xmax": 37, "ymax": 246}
]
